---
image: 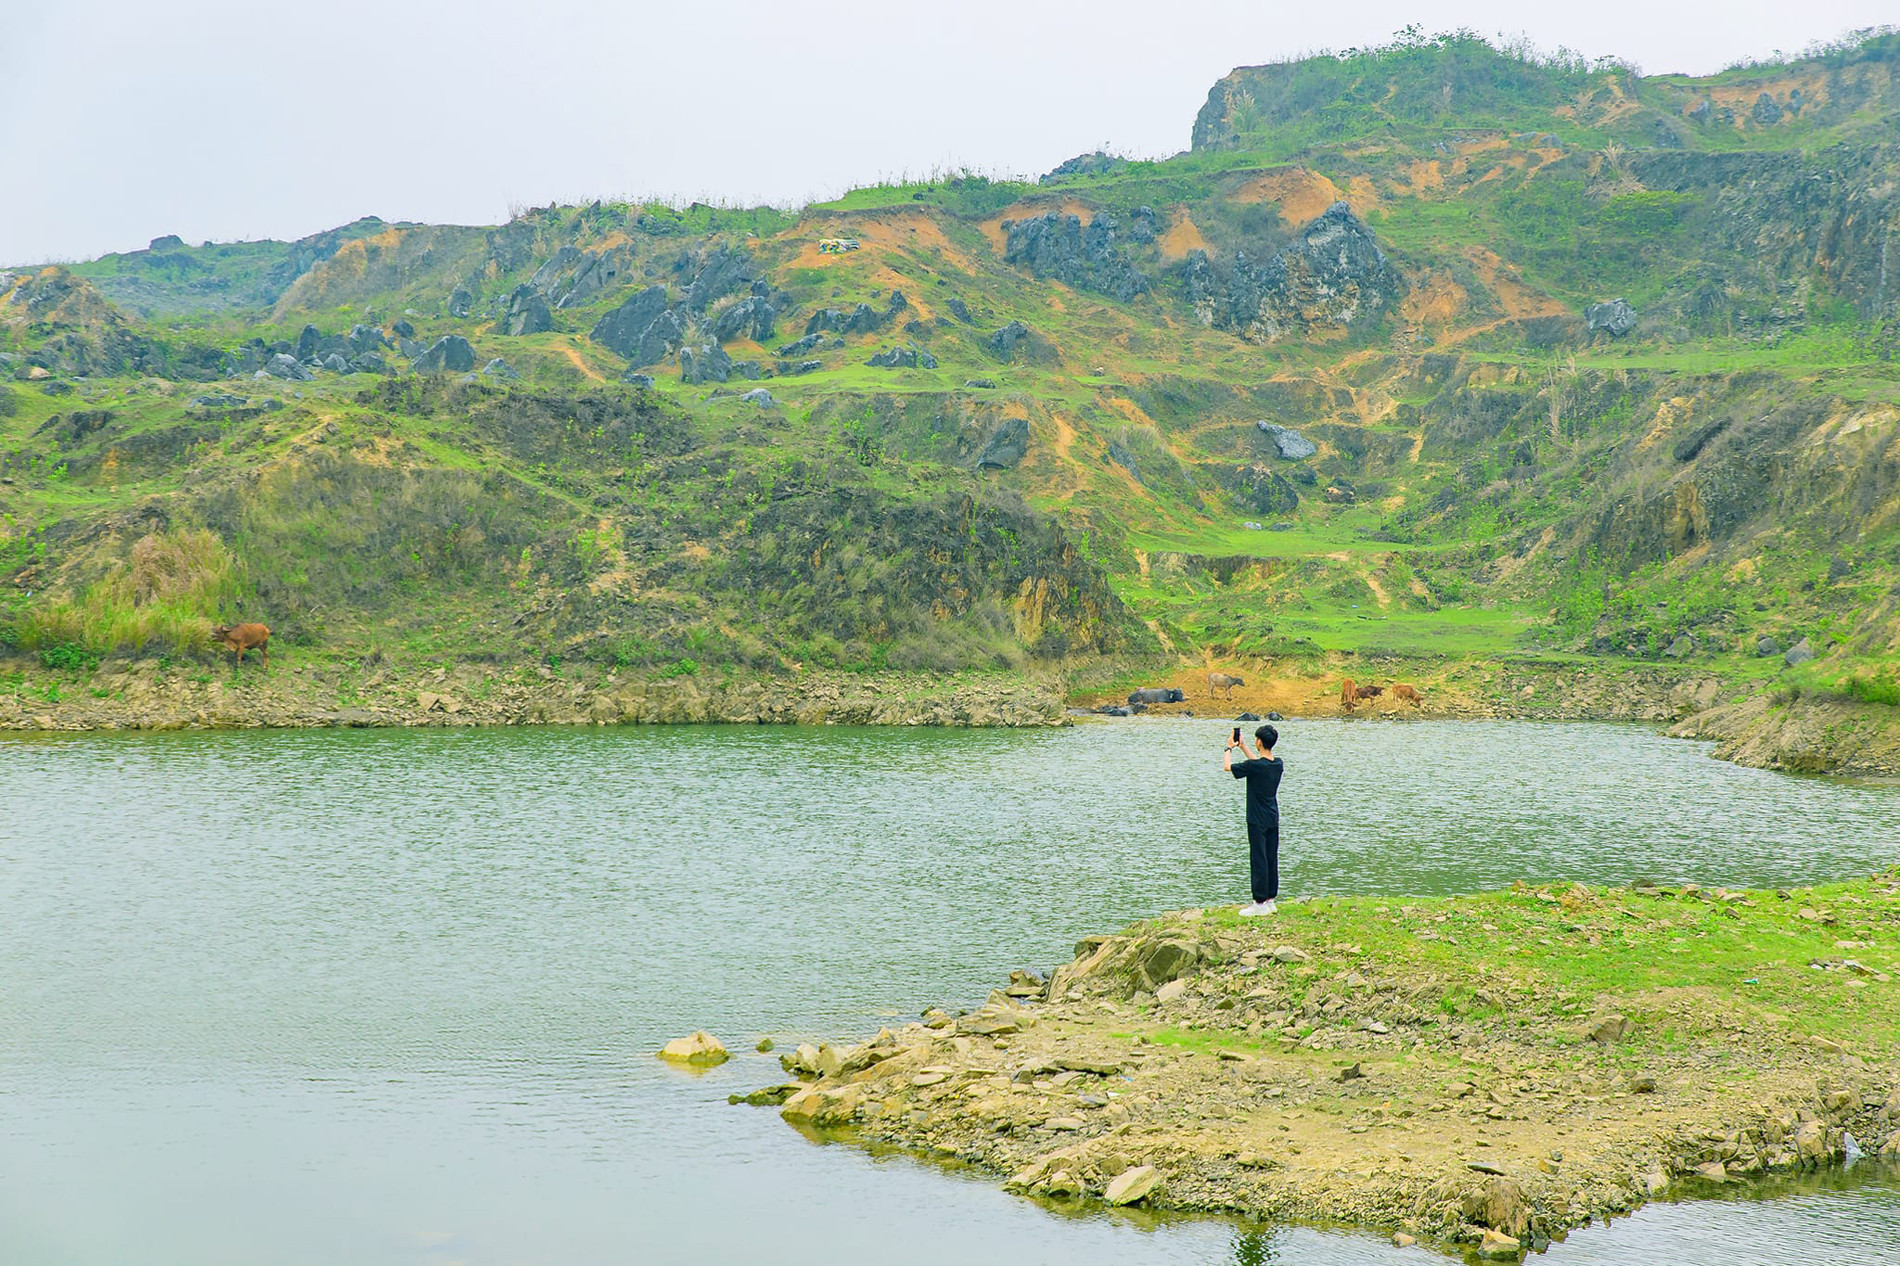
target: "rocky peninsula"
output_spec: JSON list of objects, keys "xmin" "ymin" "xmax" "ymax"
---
[{"xmin": 739, "ymin": 876, "xmax": 1900, "ymax": 1257}]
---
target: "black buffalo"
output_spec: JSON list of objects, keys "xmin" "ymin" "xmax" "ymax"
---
[{"xmin": 1127, "ymin": 687, "xmax": 1185, "ymax": 705}]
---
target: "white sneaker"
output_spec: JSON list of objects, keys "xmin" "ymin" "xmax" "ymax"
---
[
  {"xmin": 1260, "ymin": 899, "xmax": 1278, "ymax": 916},
  {"xmin": 1238, "ymin": 902, "xmax": 1264, "ymax": 917}
]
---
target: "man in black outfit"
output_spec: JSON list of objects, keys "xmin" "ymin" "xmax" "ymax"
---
[{"xmin": 1223, "ymin": 724, "xmax": 1284, "ymax": 917}]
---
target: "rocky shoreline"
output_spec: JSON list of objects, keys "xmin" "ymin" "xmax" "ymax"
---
[
  {"xmin": 1670, "ymin": 693, "xmax": 1900, "ymax": 779},
  {"xmin": 0, "ymin": 657, "xmax": 1069, "ymax": 732},
  {"xmin": 8, "ymin": 652, "xmax": 1900, "ymax": 786},
  {"xmin": 738, "ymin": 880, "xmax": 1900, "ymax": 1258}
]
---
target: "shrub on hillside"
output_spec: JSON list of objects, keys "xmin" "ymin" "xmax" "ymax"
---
[{"xmin": 17, "ymin": 527, "xmax": 237, "ymax": 657}]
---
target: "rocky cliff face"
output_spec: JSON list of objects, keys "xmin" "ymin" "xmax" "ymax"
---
[
  {"xmin": 1003, "ymin": 212, "xmax": 1151, "ymax": 303},
  {"xmin": 1182, "ymin": 203, "xmax": 1400, "ymax": 341},
  {"xmin": 1629, "ymin": 147, "xmax": 1900, "ymax": 324}
]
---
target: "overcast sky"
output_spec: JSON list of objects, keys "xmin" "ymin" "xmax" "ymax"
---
[{"xmin": 1, "ymin": 1, "xmax": 1892, "ymax": 264}]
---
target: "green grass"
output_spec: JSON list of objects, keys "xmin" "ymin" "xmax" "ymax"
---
[{"xmin": 1179, "ymin": 875, "xmax": 1900, "ymax": 1053}]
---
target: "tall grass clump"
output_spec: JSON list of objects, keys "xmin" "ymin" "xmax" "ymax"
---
[{"xmin": 18, "ymin": 528, "xmax": 240, "ymax": 658}]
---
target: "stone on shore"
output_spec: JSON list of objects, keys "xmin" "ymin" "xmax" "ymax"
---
[
  {"xmin": 657, "ymin": 1030, "xmax": 730, "ymax": 1065},
  {"xmin": 1103, "ymin": 1164, "xmax": 1162, "ymax": 1206},
  {"xmin": 780, "ymin": 1084, "xmax": 862, "ymax": 1126},
  {"xmin": 1477, "ymin": 1229, "xmax": 1522, "ymax": 1259},
  {"xmin": 1133, "ymin": 937, "xmax": 1201, "ymax": 990}
]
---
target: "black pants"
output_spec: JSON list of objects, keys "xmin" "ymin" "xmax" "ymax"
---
[{"xmin": 1246, "ymin": 817, "xmax": 1280, "ymax": 903}]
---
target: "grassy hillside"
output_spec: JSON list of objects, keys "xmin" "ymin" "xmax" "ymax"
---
[{"xmin": 4, "ymin": 29, "xmax": 1900, "ymax": 706}]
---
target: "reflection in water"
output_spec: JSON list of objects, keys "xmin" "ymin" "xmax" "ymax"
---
[{"xmin": 2, "ymin": 720, "xmax": 1898, "ymax": 1265}]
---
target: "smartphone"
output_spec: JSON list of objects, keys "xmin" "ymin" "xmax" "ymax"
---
[{"xmin": 1231, "ymin": 727, "xmax": 1241, "ymax": 744}]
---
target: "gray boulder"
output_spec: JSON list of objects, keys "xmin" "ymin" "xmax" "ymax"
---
[
  {"xmin": 188, "ymin": 392, "xmax": 248, "ymax": 409},
  {"xmin": 775, "ymin": 332, "xmax": 826, "ymax": 359},
  {"xmin": 531, "ymin": 246, "xmax": 626, "ymax": 310},
  {"xmin": 1257, "ymin": 422, "xmax": 1317, "ymax": 460},
  {"xmin": 805, "ymin": 292, "xmax": 906, "ymax": 337},
  {"xmin": 1783, "ymin": 638, "xmax": 1815, "ymax": 667},
  {"xmin": 1586, "ymin": 298, "xmax": 1638, "ymax": 337},
  {"xmin": 741, "ymin": 388, "xmax": 774, "ymax": 407},
  {"xmin": 965, "ymin": 377, "xmax": 997, "ymax": 389},
  {"xmin": 322, "ymin": 353, "xmax": 349, "ymax": 373},
  {"xmin": 730, "ymin": 361, "xmax": 762, "ymax": 380},
  {"xmin": 391, "ymin": 319, "xmax": 415, "ymax": 339},
  {"xmin": 348, "ymin": 351, "xmax": 386, "ymax": 374},
  {"xmin": 987, "ymin": 320, "xmax": 1044, "ymax": 362},
  {"xmin": 1040, "ymin": 150, "xmax": 1126, "ymax": 183},
  {"xmin": 398, "ymin": 337, "xmax": 426, "ymax": 359},
  {"xmin": 1752, "ymin": 92, "xmax": 1783, "ymax": 126},
  {"xmin": 296, "ymin": 324, "xmax": 323, "ymax": 360},
  {"xmin": 685, "ymin": 244, "xmax": 754, "ymax": 310},
  {"xmin": 1756, "ymin": 636, "xmax": 1780, "ymax": 657},
  {"xmin": 447, "ymin": 287, "xmax": 473, "ymax": 319},
  {"xmin": 265, "ymin": 352, "xmax": 314, "ymax": 381},
  {"xmin": 480, "ymin": 357, "xmax": 520, "ymax": 380},
  {"xmin": 591, "ymin": 286, "xmax": 682, "ymax": 367},
  {"xmin": 783, "ymin": 359, "xmax": 823, "ymax": 376},
  {"xmin": 348, "ymin": 323, "xmax": 390, "ymax": 354},
  {"xmin": 621, "ymin": 371, "xmax": 656, "ymax": 388},
  {"xmin": 712, "ymin": 295, "xmax": 775, "ymax": 344},
  {"xmin": 867, "ymin": 346, "xmax": 937, "ymax": 369},
  {"xmin": 974, "ymin": 416, "xmax": 1030, "ymax": 469},
  {"xmin": 1231, "ymin": 464, "xmax": 1300, "ymax": 515},
  {"xmin": 500, "ymin": 284, "xmax": 553, "ymax": 336},
  {"xmin": 412, "ymin": 335, "xmax": 476, "ymax": 373},
  {"xmin": 679, "ymin": 344, "xmax": 733, "ymax": 384},
  {"xmin": 1664, "ymin": 635, "xmax": 1695, "ymax": 659}
]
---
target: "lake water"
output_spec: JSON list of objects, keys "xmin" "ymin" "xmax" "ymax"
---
[{"xmin": 3, "ymin": 718, "xmax": 1898, "ymax": 1265}]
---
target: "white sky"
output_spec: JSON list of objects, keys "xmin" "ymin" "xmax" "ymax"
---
[{"xmin": 1, "ymin": 1, "xmax": 1893, "ymax": 264}]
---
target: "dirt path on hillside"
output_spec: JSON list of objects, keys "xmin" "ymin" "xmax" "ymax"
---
[{"xmin": 560, "ymin": 345, "xmax": 605, "ymax": 381}]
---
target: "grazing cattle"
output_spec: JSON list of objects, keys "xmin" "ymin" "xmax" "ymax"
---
[
  {"xmin": 1340, "ymin": 678, "xmax": 1357, "ymax": 711},
  {"xmin": 1393, "ymin": 683, "xmax": 1422, "ymax": 705},
  {"xmin": 1208, "ymin": 671, "xmax": 1245, "ymax": 698},
  {"xmin": 1355, "ymin": 684, "xmax": 1385, "ymax": 699},
  {"xmin": 1128, "ymin": 687, "xmax": 1185, "ymax": 705},
  {"xmin": 211, "ymin": 622, "xmax": 270, "ymax": 668}
]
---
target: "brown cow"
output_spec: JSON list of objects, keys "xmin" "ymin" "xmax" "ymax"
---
[
  {"xmin": 1355, "ymin": 684, "xmax": 1385, "ymax": 699},
  {"xmin": 1208, "ymin": 671, "xmax": 1245, "ymax": 699},
  {"xmin": 1340, "ymin": 677, "xmax": 1357, "ymax": 711},
  {"xmin": 1393, "ymin": 683, "xmax": 1422, "ymax": 705},
  {"xmin": 212, "ymin": 622, "xmax": 271, "ymax": 668}
]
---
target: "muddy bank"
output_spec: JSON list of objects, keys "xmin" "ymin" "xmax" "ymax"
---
[
  {"xmin": 741, "ymin": 879, "xmax": 1900, "ymax": 1257},
  {"xmin": 0, "ymin": 657, "xmax": 1067, "ymax": 732},
  {"xmin": 1671, "ymin": 693, "xmax": 1900, "ymax": 779}
]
